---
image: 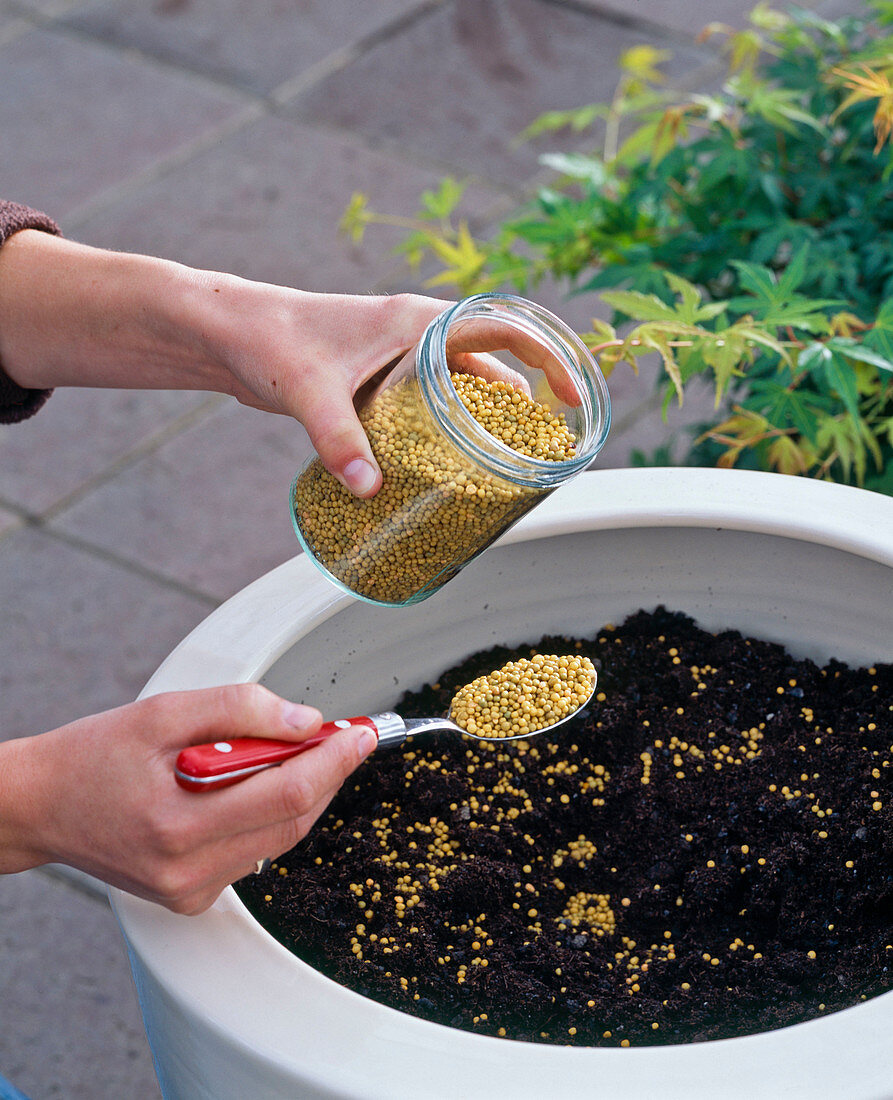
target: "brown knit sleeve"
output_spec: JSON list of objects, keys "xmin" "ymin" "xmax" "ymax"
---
[{"xmin": 0, "ymin": 201, "xmax": 62, "ymax": 423}]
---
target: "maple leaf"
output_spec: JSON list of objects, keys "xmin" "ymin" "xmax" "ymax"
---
[
  {"xmin": 423, "ymin": 222, "xmax": 487, "ymax": 290},
  {"xmin": 767, "ymin": 435, "xmax": 810, "ymax": 476},
  {"xmin": 339, "ymin": 192, "xmax": 370, "ymax": 243},
  {"xmin": 831, "ymin": 63, "xmax": 893, "ymax": 152}
]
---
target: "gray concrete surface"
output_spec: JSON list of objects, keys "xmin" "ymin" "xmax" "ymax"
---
[{"xmin": 0, "ymin": 1, "xmax": 858, "ymax": 1096}]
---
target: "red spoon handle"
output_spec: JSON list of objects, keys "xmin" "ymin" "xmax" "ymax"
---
[{"xmin": 174, "ymin": 717, "xmax": 380, "ymax": 791}]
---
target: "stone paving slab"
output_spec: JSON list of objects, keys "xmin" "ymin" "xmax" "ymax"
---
[
  {"xmin": 0, "ymin": 24, "xmax": 245, "ymax": 218},
  {"xmin": 286, "ymin": 0, "xmax": 717, "ymax": 190},
  {"xmin": 69, "ymin": 112, "xmax": 501, "ymax": 292},
  {"xmin": 63, "ymin": 0, "xmax": 429, "ymax": 97},
  {"xmin": 574, "ymin": 0, "xmax": 860, "ymax": 36},
  {"xmin": 50, "ymin": 400, "xmax": 312, "ymax": 602},
  {"xmin": 0, "ymin": 869, "xmax": 160, "ymax": 1099},
  {"xmin": 0, "ymin": 2, "xmax": 27, "ymax": 39},
  {"xmin": 597, "ymin": 371, "xmax": 719, "ymax": 469},
  {"xmin": 9, "ymin": 0, "xmax": 84, "ymax": 15},
  {"xmin": 0, "ymin": 525, "xmax": 212, "ymax": 741},
  {"xmin": 0, "ymin": 504, "xmax": 21, "ymax": 539},
  {"xmin": 571, "ymin": 0, "xmax": 767, "ymax": 37},
  {"xmin": 0, "ymin": 389, "xmax": 217, "ymax": 516}
]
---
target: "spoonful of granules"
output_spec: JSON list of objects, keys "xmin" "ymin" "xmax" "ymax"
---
[{"xmin": 174, "ymin": 654, "xmax": 597, "ymax": 790}]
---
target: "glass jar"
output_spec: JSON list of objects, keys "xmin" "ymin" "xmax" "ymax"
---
[{"xmin": 290, "ymin": 293, "xmax": 611, "ymax": 606}]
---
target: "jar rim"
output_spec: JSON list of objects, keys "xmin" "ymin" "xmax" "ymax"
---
[{"xmin": 417, "ymin": 293, "xmax": 611, "ymax": 489}]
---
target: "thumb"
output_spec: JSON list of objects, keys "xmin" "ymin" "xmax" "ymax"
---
[{"xmin": 142, "ymin": 684, "xmax": 323, "ymax": 748}]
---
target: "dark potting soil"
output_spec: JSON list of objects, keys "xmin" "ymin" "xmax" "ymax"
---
[{"xmin": 236, "ymin": 608, "xmax": 893, "ymax": 1047}]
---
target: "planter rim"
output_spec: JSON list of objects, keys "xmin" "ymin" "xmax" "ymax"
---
[
  {"xmin": 114, "ymin": 467, "xmax": 893, "ymax": 1099},
  {"xmin": 138, "ymin": 468, "xmax": 893, "ymax": 695}
]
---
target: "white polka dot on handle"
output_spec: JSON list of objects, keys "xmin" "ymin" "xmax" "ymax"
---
[
  {"xmin": 334, "ymin": 720, "xmax": 351, "ymax": 729},
  {"xmin": 214, "ymin": 741, "xmax": 234, "ymax": 753}
]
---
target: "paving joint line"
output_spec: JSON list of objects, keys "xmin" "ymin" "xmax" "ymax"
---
[
  {"xmin": 6, "ymin": 0, "xmax": 84, "ymax": 19},
  {"xmin": 269, "ymin": 106, "xmax": 530, "ymax": 207},
  {"xmin": 33, "ymin": 0, "xmax": 722, "ymax": 248},
  {"xmin": 63, "ymin": 103, "xmax": 267, "ymax": 231},
  {"xmin": 56, "ymin": 3, "xmax": 452, "ymax": 232},
  {"xmin": 1, "ymin": 0, "xmax": 82, "ymax": 46},
  {"xmin": 12, "ymin": 519, "xmax": 223, "ymax": 606},
  {"xmin": 1, "ymin": 393, "xmax": 227, "ymax": 526},
  {"xmin": 271, "ymin": 50, "xmax": 723, "ymax": 217},
  {"xmin": 0, "ymin": 15, "xmax": 31, "ymax": 49},
  {"xmin": 0, "ymin": 394, "xmax": 234, "ymax": 603},
  {"xmin": 269, "ymin": 0, "xmax": 447, "ymax": 108},
  {"xmin": 543, "ymin": 0, "xmax": 726, "ymax": 48},
  {"xmin": 16, "ymin": 15, "xmax": 266, "ymax": 233},
  {"xmin": 32, "ymin": 12, "xmax": 265, "ymax": 104}
]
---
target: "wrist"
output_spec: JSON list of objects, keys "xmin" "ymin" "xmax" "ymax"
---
[{"xmin": 0, "ymin": 737, "xmax": 53, "ymax": 873}]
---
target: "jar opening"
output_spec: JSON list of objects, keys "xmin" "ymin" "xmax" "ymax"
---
[{"xmin": 418, "ymin": 294, "xmax": 611, "ymax": 489}]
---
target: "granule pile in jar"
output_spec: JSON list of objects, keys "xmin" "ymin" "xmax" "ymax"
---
[{"xmin": 292, "ymin": 372, "xmax": 576, "ymax": 605}]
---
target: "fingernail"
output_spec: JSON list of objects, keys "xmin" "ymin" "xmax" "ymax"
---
[
  {"xmin": 341, "ymin": 458, "xmax": 378, "ymax": 497},
  {"xmin": 282, "ymin": 702, "xmax": 320, "ymax": 729},
  {"xmin": 356, "ymin": 728, "xmax": 378, "ymax": 759}
]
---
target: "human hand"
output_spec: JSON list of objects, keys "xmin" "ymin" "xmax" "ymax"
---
[
  {"xmin": 198, "ymin": 284, "xmax": 452, "ymax": 497},
  {"xmin": 203, "ymin": 285, "xmax": 584, "ymax": 490},
  {"xmin": 0, "ymin": 231, "xmax": 574, "ymax": 499},
  {"xmin": 0, "ymin": 230, "xmax": 451, "ymax": 497},
  {"xmin": 0, "ymin": 684, "xmax": 376, "ymax": 914}
]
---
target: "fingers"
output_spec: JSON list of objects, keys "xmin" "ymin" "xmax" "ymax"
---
[
  {"xmin": 285, "ymin": 293, "xmax": 450, "ymax": 496},
  {"xmin": 446, "ymin": 317, "xmax": 582, "ymax": 406},
  {"xmin": 26, "ymin": 688, "xmax": 372, "ymax": 916},
  {"xmin": 193, "ymin": 721, "xmax": 376, "ymax": 840},
  {"xmin": 167, "ymin": 785, "xmax": 341, "ymax": 914},
  {"xmin": 450, "ymin": 350, "xmax": 532, "ymax": 396},
  {"xmin": 294, "ymin": 293, "xmax": 451, "ymax": 495},
  {"xmin": 368, "ymin": 292, "xmax": 452, "ymax": 354},
  {"xmin": 140, "ymin": 683, "xmax": 323, "ymax": 750},
  {"xmin": 156, "ymin": 722, "xmax": 376, "ymax": 914}
]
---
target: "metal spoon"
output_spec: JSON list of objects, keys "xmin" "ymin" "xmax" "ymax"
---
[{"xmin": 174, "ymin": 671, "xmax": 597, "ymax": 791}]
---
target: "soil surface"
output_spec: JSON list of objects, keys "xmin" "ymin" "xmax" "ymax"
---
[{"xmin": 237, "ymin": 608, "xmax": 892, "ymax": 1047}]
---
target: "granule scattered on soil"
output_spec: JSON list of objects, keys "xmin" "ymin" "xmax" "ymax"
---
[{"xmin": 236, "ymin": 607, "xmax": 893, "ymax": 1047}]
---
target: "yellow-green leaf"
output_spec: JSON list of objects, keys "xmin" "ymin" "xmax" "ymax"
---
[
  {"xmin": 619, "ymin": 45, "xmax": 671, "ymax": 83},
  {"xmin": 831, "ymin": 63, "xmax": 893, "ymax": 151},
  {"xmin": 767, "ymin": 435, "xmax": 809, "ymax": 475},
  {"xmin": 339, "ymin": 192, "xmax": 370, "ymax": 242}
]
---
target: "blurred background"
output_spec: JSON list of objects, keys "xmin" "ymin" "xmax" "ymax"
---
[{"xmin": 0, "ymin": 0, "xmax": 860, "ymax": 1095}]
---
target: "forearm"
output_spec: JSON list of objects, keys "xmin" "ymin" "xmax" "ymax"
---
[{"xmin": 0, "ymin": 230, "xmax": 233, "ymax": 394}]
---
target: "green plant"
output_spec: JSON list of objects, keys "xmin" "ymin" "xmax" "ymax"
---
[{"xmin": 343, "ymin": 2, "xmax": 893, "ymax": 493}]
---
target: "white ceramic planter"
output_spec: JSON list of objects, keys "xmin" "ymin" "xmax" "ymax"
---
[{"xmin": 112, "ymin": 469, "xmax": 893, "ymax": 1100}]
